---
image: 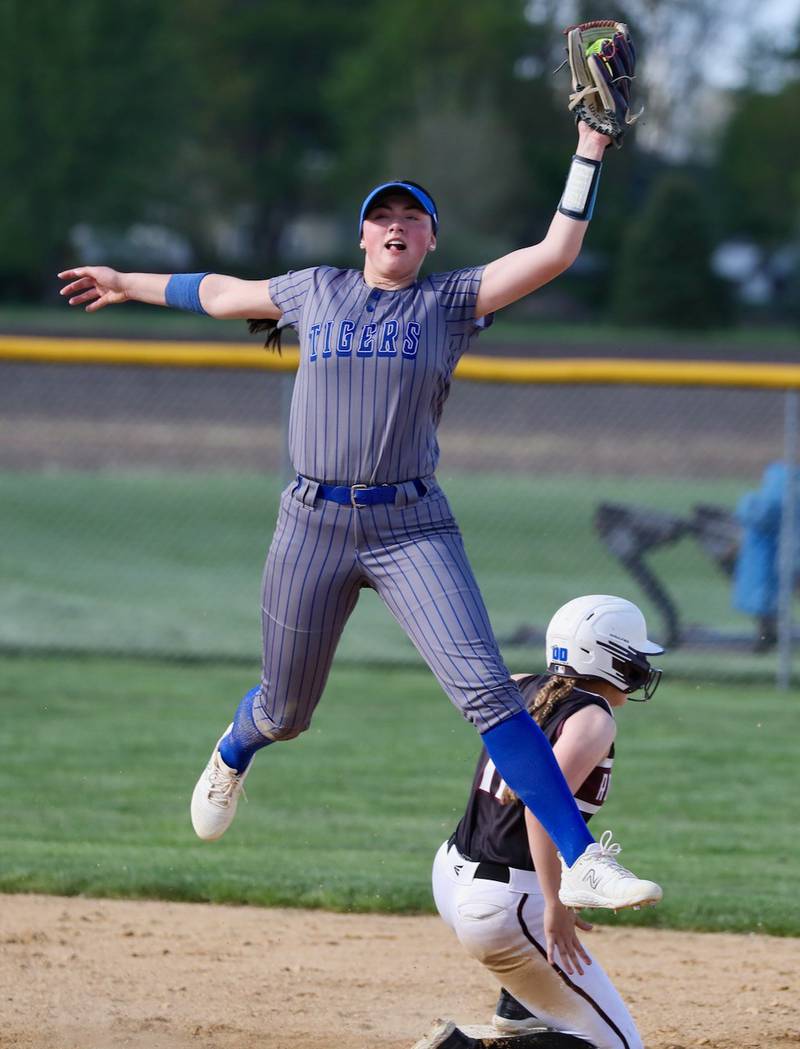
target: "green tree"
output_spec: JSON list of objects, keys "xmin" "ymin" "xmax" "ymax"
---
[
  {"xmin": 328, "ymin": 0, "xmax": 568, "ymax": 267},
  {"xmin": 612, "ymin": 173, "xmax": 732, "ymax": 328},
  {"xmin": 0, "ymin": 0, "xmax": 367, "ymax": 294},
  {"xmin": 327, "ymin": 0, "xmax": 651, "ymax": 294},
  {"xmin": 0, "ymin": 1, "xmax": 187, "ymax": 297},
  {"xmin": 715, "ymin": 81, "xmax": 800, "ymax": 249},
  {"xmin": 171, "ymin": 0, "xmax": 365, "ymax": 270}
]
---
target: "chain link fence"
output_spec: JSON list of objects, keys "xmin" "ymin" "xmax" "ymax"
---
[{"xmin": 2, "ymin": 341, "xmax": 798, "ymax": 685}]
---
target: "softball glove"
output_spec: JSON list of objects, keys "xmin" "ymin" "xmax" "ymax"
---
[{"xmin": 565, "ymin": 20, "xmax": 640, "ymax": 148}]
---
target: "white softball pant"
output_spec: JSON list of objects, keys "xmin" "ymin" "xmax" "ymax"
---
[{"xmin": 432, "ymin": 841, "xmax": 644, "ymax": 1049}]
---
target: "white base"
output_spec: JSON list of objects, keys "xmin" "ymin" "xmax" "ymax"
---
[{"xmin": 461, "ymin": 1027, "xmax": 552, "ymax": 1038}]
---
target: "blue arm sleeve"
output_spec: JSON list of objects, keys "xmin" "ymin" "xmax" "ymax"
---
[
  {"xmin": 481, "ymin": 709, "xmax": 593, "ymax": 866},
  {"xmin": 164, "ymin": 272, "xmax": 211, "ymax": 314}
]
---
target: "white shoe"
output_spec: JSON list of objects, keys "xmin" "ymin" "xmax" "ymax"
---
[
  {"xmin": 190, "ymin": 725, "xmax": 251, "ymax": 841},
  {"xmin": 558, "ymin": 830, "xmax": 663, "ymax": 911}
]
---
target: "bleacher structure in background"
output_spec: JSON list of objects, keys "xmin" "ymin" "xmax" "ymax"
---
[{"xmin": 1, "ymin": 336, "xmax": 798, "ymax": 686}]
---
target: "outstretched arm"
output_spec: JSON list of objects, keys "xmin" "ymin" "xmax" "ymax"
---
[
  {"xmin": 475, "ymin": 122, "xmax": 609, "ymax": 318},
  {"xmin": 58, "ymin": 267, "xmax": 282, "ymax": 320}
]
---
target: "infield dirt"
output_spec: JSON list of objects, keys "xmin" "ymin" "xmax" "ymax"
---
[{"xmin": 1, "ymin": 894, "xmax": 797, "ymax": 1049}]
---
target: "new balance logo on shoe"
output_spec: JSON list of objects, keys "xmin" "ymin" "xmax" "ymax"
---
[{"xmin": 558, "ymin": 830, "xmax": 663, "ymax": 911}]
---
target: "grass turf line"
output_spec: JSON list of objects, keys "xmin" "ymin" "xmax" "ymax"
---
[{"xmin": 0, "ymin": 653, "xmax": 797, "ymax": 935}]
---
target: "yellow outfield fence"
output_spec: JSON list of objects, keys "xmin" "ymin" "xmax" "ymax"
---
[{"xmin": 1, "ymin": 334, "xmax": 800, "ymax": 389}]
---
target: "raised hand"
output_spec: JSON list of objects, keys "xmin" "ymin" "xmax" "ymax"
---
[
  {"xmin": 58, "ymin": 266, "xmax": 129, "ymax": 312},
  {"xmin": 577, "ymin": 118, "xmax": 611, "ymax": 158}
]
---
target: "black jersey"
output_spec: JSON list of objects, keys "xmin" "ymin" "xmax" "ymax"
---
[{"xmin": 452, "ymin": 675, "xmax": 615, "ymax": 871}]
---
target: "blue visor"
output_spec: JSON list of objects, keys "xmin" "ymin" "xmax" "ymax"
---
[{"xmin": 359, "ymin": 180, "xmax": 439, "ymax": 234}]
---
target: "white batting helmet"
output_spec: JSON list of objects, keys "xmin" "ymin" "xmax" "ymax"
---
[{"xmin": 546, "ymin": 595, "xmax": 664, "ymax": 700}]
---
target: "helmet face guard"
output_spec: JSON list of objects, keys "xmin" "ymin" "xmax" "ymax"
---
[{"xmin": 598, "ymin": 638, "xmax": 662, "ymax": 701}]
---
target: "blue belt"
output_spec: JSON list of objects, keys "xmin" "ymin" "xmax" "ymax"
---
[{"xmin": 303, "ymin": 476, "xmax": 427, "ymax": 508}]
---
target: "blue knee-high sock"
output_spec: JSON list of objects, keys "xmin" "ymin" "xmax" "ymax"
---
[
  {"xmin": 481, "ymin": 709, "xmax": 593, "ymax": 866},
  {"xmin": 218, "ymin": 686, "xmax": 273, "ymax": 772}
]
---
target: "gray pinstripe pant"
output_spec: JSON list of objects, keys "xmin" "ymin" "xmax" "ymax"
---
[{"xmin": 252, "ymin": 477, "xmax": 526, "ymax": 739}]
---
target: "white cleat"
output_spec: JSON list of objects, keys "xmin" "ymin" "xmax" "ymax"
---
[
  {"xmin": 190, "ymin": 725, "xmax": 251, "ymax": 842},
  {"xmin": 558, "ymin": 830, "xmax": 663, "ymax": 911}
]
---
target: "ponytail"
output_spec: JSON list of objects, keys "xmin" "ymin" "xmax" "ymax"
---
[{"xmin": 247, "ymin": 318, "xmax": 283, "ymax": 354}]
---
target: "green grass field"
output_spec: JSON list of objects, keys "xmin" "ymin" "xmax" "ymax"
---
[
  {"xmin": 1, "ymin": 468, "xmax": 785, "ymax": 683},
  {"xmin": 0, "ymin": 652, "xmax": 797, "ymax": 935},
  {"xmin": 3, "ymin": 464, "xmax": 797, "ymax": 936}
]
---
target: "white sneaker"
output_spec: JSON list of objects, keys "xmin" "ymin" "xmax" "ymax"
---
[
  {"xmin": 558, "ymin": 830, "xmax": 663, "ymax": 911},
  {"xmin": 190, "ymin": 725, "xmax": 251, "ymax": 841}
]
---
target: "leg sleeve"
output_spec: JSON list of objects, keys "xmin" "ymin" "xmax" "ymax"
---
[
  {"xmin": 358, "ymin": 493, "xmax": 593, "ymax": 862},
  {"xmin": 482, "ymin": 711, "xmax": 593, "ymax": 863},
  {"xmin": 253, "ymin": 489, "xmax": 362, "ymax": 740}
]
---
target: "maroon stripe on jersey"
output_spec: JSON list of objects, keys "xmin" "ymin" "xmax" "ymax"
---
[
  {"xmin": 576, "ymin": 762, "xmax": 613, "ymax": 811},
  {"xmin": 515, "ymin": 895, "xmax": 632, "ymax": 1049}
]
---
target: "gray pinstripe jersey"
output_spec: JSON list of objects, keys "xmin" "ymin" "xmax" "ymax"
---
[{"xmin": 268, "ymin": 265, "xmax": 490, "ymax": 484}]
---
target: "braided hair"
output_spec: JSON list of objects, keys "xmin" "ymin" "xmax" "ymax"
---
[{"xmin": 498, "ymin": 675, "xmax": 598, "ymax": 805}]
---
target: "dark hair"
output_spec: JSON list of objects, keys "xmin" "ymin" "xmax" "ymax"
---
[{"xmin": 247, "ymin": 318, "xmax": 283, "ymax": 354}]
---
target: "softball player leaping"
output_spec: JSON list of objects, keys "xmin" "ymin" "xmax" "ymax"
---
[
  {"xmin": 427, "ymin": 595, "xmax": 663, "ymax": 1049},
  {"xmin": 58, "ymin": 119, "xmax": 661, "ymax": 910}
]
